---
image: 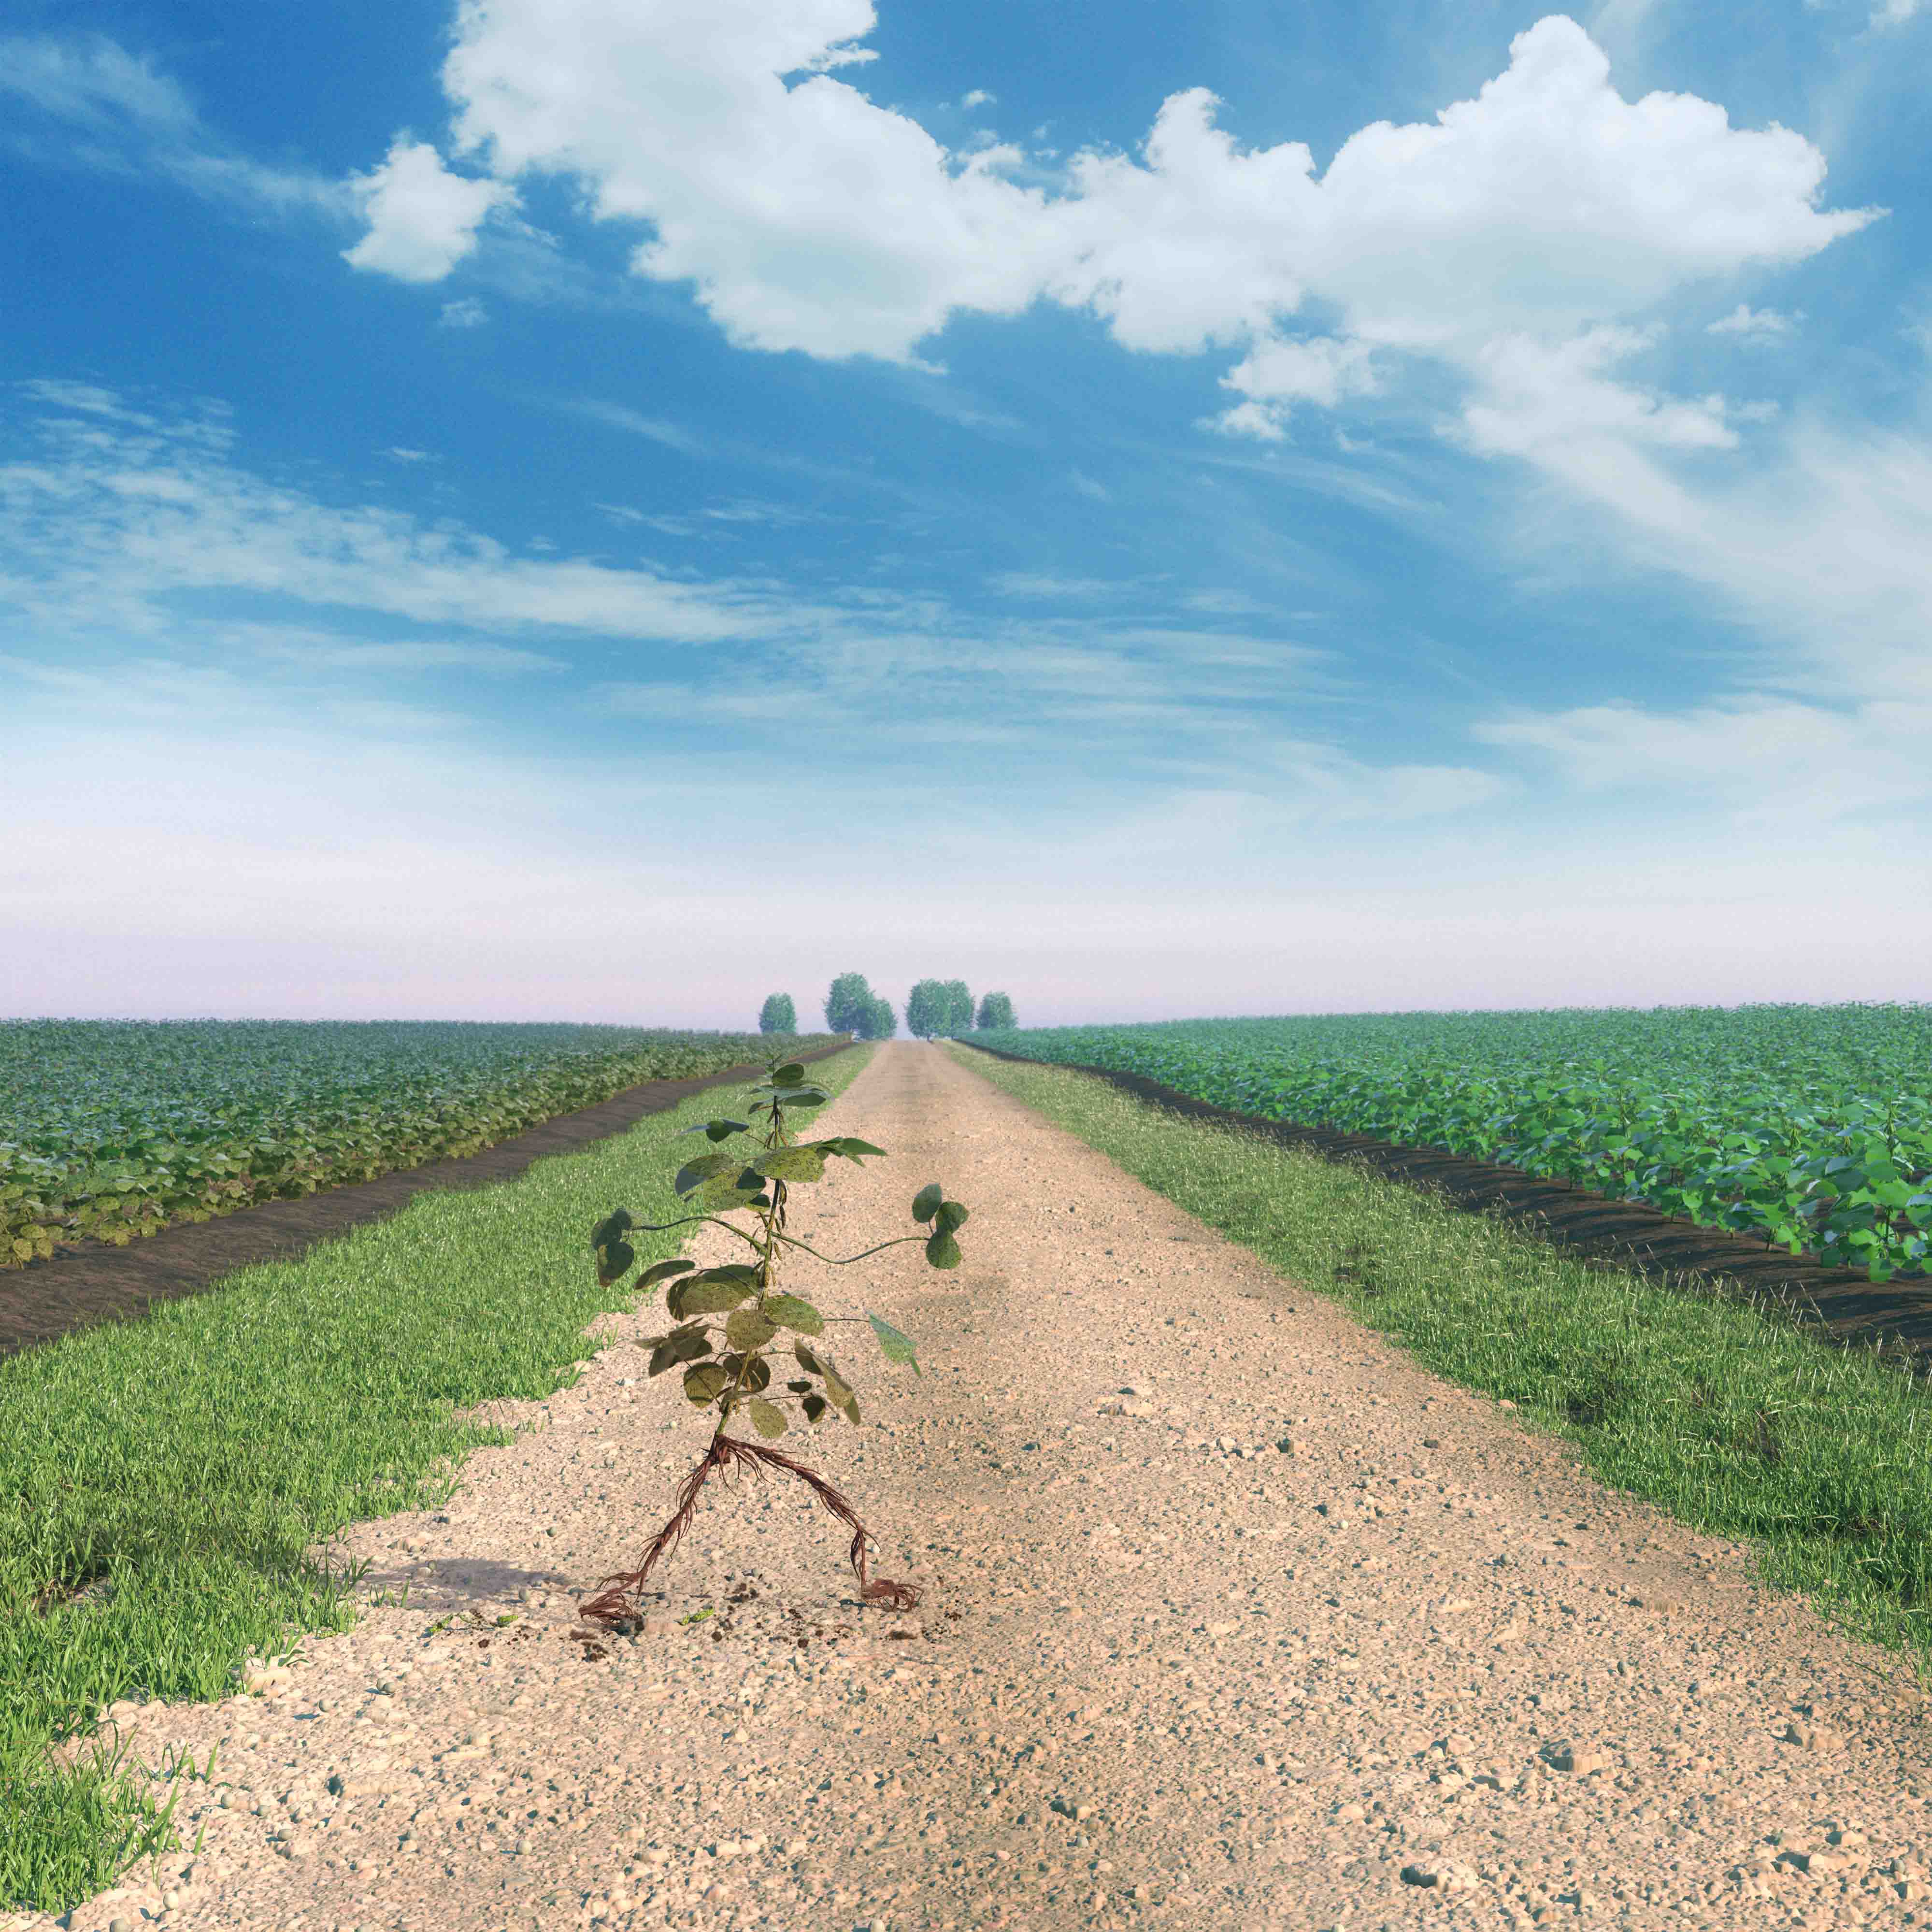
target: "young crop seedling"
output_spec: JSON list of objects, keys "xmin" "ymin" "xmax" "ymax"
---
[{"xmin": 575, "ymin": 1057, "xmax": 968, "ymax": 1629}]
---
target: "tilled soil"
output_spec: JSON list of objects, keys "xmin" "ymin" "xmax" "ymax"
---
[{"xmin": 17, "ymin": 1041, "xmax": 1932, "ymax": 1932}]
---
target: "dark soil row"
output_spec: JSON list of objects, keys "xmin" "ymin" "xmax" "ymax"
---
[
  {"xmin": 960, "ymin": 1042, "xmax": 1932, "ymax": 1387},
  {"xmin": 0, "ymin": 1041, "xmax": 854, "ymax": 1366}
]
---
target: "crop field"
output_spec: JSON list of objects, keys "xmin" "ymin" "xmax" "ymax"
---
[
  {"xmin": 0, "ymin": 1020, "xmax": 841, "ymax": 1268},
  {"xmin": 972, "ymin": 1003, "xmax": 1932, "ymax": 1281}
]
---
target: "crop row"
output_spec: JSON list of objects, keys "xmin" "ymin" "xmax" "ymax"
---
[
  {"xmin": 0, "ymin": 1021, "xmax": 844, "ymax": 1267},
  {"xmin": 972, "ymin": 1004, "xmax": 1932, "ymax": 1280}
]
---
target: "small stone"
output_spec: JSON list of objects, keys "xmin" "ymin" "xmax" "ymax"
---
[
  {"xmin": 1781, "ymin": 1719, "xmax": 1846, "ymax": 1751},
  {"xmin": 110, "ymin": 1919, "xmax": 133, "ymax": 1932},
  {"xmin": 1784, "ymin": 1848, "xmax": 1856, "ymax": 1874},
  {"xmin": 1540, "ymin": 1741, "xmax": 1609, "ymax": 1775},
  {"xmin": 1497, "ymin": 1399, "xmax": 1517, "ymax": 1411}
]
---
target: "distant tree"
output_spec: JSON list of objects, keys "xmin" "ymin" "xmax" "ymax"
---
[
  {"xmin": 864, "ymin": 994, "xmax": 897, "ymax": 1040},
  {"xmin": 758, "ymin": 993, "xmax": 798, "ymax": 1035},
  {"xmin": 824, "ymin": 972, "xmax": 874, "ymax": 1036},
  {"xmin": 906, "ymin": 979, "xmax": 975, "ymax": 1038},
  {"xmin": 974, "ymin": 991, "xmax": 1016, "ymax": 1030},
  {"xmin": 942, "ymin": 980, "xmax": 974, "ymax": 1036},
  {"xmin": 904, "ymin": 979, "xmax": 946, "ymax": 1039}
]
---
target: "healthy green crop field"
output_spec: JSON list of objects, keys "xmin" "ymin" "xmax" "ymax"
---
[
  {"xmin": 972, "ymin": 1004, "xmax": 1932, "ymax": 1281},
  {"xmin": 0, "ymin": 1020, "xmax": 842, "ymax": 1268}
]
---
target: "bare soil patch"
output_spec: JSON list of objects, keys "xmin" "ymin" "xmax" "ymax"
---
[{"xmin": 15, "ymin": 1042, "xmax": 1932, "ymax": 1932}]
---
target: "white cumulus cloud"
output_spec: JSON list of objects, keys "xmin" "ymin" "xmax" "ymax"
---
[
  {"xmin": 354, "ymin": 5, "xmax": 1880, "ymax": 464},
  {"xmin": 433, "ymin": 0, "xmax": 1060, "ymax": 358},
  {"xmin": 343, "ymin": 137, "xmax": 519, "ymax": 284}
]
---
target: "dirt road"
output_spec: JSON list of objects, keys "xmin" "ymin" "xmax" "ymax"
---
[{"xmin": 23, "ymin": 1042, "xmax": 1932, "ymax": 1932}]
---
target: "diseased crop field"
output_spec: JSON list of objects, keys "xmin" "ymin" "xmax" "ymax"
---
[
  {"xmin": 973, "ymin": 1003, "xmax": 1932, "ymax": 1281},
  {"xmin": 0, "ymin": 1020, "xmax": 841, "ymax": 1268}
]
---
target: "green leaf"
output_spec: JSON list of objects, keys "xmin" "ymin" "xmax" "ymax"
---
[
  {"xmin": 793, "ymin": 1340, "xmax": 824, "ymax": 1376},
  {"xmin": 784, "ymin": 1378, "xmax": 813, "ymax": 1394},
  {"xmin": 764, "ymin": 1293, "xmax": 824, "ymax": 1336},
  {"xmin": 750, "ymin": 1085, "xmax": 829, "ymax": 1108},
  {"xmin": 677, "ymin": 1118, "xmax": 749, "ymax": 1144},
  {"xmin": 747, "ymin": 1398, "xmax": 788, "ymax": 1439},
  {"xmin": 867, "ymin": 1311, "xmax": 920, "ymax": 1374},
  {"xmin": 725, "ymin": 1307, "xmax": 777, "ymax": 1351},
  {"xmin": 819, "ymin": 1356, "xmax": 858, "ymax": 1421},
  {"xmin": 801, "ymin": 1393, "xmax": 828, "ymax": 1424},
  {"xmin": 689, "ymin": 1263, "xmax": 762, "ymax": 1290},
  {"xmin": 673, "ymin": 1152, "xmax": 737, "ymax": 1198},
  {"xmin": 668, "ymin": 1276, "xmax": 754, "ymax": 1320},
  {"xmin": 719, "ymin": 1350, "xmax": 771, "ymax": 1392},
  {"xmin": 689, "ymin": 1167, "xmax": 772, "ymax": 1210},
  {"xmin": 683, "ymin": 1362, "xmax": 731, "ymax": 1405},
  {"xmin": 925, "ymin": 1229, "xmax": 962, "ymax": 1270},
  {"xmin": 911, "ymin": 1183, "xmax": 944, "ymax": 1224},
  {"xmin": 934, "ymin": 1199, "xmax": 968, "ymax": 1235},
  {"xmin": 772, "ymin": 1062, "xmax": 807, "ymax": 1086},
  {"xmin": 648, "ymin": 1326, "xmax": 713, "ymax": 1377},
  {"xmin": 813, "ymin": 1137, "xmax": 887, "ymax": 1164},
  {"xmin": 637, "ymin": 1258, "xmax": 697, "ymax": 1289},
  {"xmin": 589, "ymin": 1209, "xmax": 633, "ymax": 1248},
  {"xmin": 752, "ymin": 1145, "xmax": 828, "ymax": 1184},
  {"xmin": 594, "ymin": 1239, "xmax": 634, "ymax": 1287}
]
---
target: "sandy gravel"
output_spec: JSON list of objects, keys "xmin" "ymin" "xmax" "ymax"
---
[{"xmin": 17, "ymin": 1041, "xmax": 1932, "ymax": 1932}]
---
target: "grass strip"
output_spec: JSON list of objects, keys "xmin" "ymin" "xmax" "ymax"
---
[
  {"xmin": 949, "ymin": 1044, "xmax": 1932, "ymax": 1692},
  {"xmin": 0, "ymin": 1045, "xmax": 875, "ymax": 1918}
]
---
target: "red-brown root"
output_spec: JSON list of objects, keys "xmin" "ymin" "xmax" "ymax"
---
[{"xmin": 577, "ymin": 1430, "xmax": 922, "ymax": 1631}]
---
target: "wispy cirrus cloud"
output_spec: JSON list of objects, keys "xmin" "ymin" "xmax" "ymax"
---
[
  {"xmin": 987, "ymin": 572, "xmax": 1128, "ymax": 599},
  {"xmin": 0, "ymin": 381, "xmax": 768, "ymax": 644},
  {"xmin": 1, "ymin": 378, "xmax": 1507, "ymax": 836},
  {"xmin": 551, "ymin": 396, "xmax": 708, "ymax": 456},
  {"xmin": 1706, "ymin": 303, "xmax": 1800, "ymax": 341},
  {"xmin": 0, "ymin": 32, "xmax": 350, "ymax": 221}
]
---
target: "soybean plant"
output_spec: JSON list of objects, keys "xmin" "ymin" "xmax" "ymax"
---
[{"xmin": 576, "ymin": 1058, "xmax": 967, "ymax": 1628}]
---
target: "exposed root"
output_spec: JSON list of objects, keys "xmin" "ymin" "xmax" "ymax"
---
[{"xmin": 578, "ymin": 1431, "xmax": 922, "ymax": 1630}]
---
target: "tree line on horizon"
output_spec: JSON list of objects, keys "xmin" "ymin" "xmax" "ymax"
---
[{"xmin": 757, "ymin": 976, "xmax": 1016, "ymax": 1039}]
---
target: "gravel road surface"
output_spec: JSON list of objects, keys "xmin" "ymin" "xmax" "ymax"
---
[{"xmin": 17, "ymin": 1042, "xmax": 1932, "ymax": 1932}]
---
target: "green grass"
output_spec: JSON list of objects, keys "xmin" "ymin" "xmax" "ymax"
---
[
  {"xmin": 949, "ymin": 1044, "xmax": 1932, "ymax": 1692},
  {"xmin": 0, "ymin": 1045, "xmax": 875, "ymax": 1918}
]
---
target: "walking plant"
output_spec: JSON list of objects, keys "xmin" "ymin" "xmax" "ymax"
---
[{"xmin": 576, "ymin": 1057, "xmax": 967, "ymax": 1628}]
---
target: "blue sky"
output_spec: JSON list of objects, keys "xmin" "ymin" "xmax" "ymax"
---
[{"xmin": 3, "ymin": 0, "xmax": 1929, "ymax": 1029}]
